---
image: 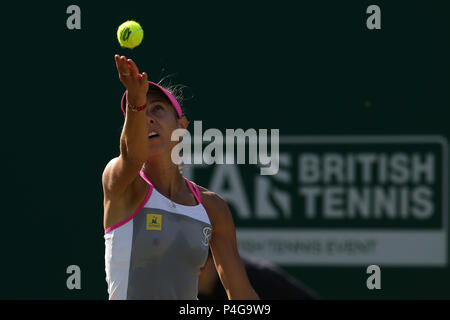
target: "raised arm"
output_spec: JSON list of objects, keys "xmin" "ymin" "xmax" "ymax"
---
[{"xmin": 102, "ymin": 55, "xmax": 149, "ymax": 198}]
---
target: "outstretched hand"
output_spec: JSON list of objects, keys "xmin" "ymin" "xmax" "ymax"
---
[{"xmin": 114, "ymin": 54, "xmax": 149, "ymax": 106}]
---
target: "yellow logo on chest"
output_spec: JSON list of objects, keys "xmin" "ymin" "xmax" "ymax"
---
[{"xmin": 146, "ymin": 214, "xmax": 162, "ymax": 231}]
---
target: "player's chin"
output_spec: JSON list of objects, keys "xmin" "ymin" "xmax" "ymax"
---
[{"xmin": 147, "ymin": 139, "xmax": 168, "ymax": 154}]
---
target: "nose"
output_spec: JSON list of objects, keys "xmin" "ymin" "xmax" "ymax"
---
[
  {"xmin": 147, "ymin": 117, "xmax": 155, "ymax": 125},
  {"xmin": 146, "ymin": 111, "xmax": 155, "ymax": 125}
]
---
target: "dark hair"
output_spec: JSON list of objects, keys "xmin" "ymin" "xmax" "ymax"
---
[
  {"xmin": 153, "ymin": 72, "xmax": 194, "ymax": 118},
  {"xmin": 153, "ymin": 73, "xmax": 193, "ymax": 174}
]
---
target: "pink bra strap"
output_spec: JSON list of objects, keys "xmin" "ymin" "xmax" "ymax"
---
[
  {"xmin": 191, "ymin": 181, "xmax": 202, "ymax": 204},
  {"xmin": 139, "ymin": 170, "xmax": 154, "ymax": 186},
  {"xmin": 183, "ymin": 177, "xmax": 202, "ymax": 205}
]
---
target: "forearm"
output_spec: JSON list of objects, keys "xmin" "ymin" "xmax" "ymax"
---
[
  {"xmin": 228, "ymin": 286, "xmax": 260, "ymax": 300},
  {"xmin": 120, "ymin": 97, "xmax": 149, "ymax": 162},
  {"xmin": 217, "ymin": 260, "xmax": 260, "ymax": 300},
  {"xmin": 114, "ymin": 54, "xmax": 150, "ymax": 163}
]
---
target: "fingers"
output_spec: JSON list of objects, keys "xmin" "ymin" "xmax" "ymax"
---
[
  {"xmin": 114, "ymin": 54, "xmax": 122, "ymax": 75},
  {"xmin": 115, "ymin": 55, "xmax": 130, "ymax": 82},
  {"xmin": 142, "ymin": 73, "xmax": 149, "ymax": 92},
  {"xmin": 127, "ymin": 59, "xmax": 140, "ymax": 79},
  {"xmin": 115, "ymin": 55, "xmax": 127, "ymax": 74},
  {"xmin": 114, "ymin": 54, "xmax": 148, "ymax": 92},
  {"xmin": 121, "ymin": 56, "xmax": 132, "ymax": 77}
]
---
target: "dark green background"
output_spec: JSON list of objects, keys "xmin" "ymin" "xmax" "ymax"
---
[{"xmin": 1, "ymin": 0, "xmax": 449, "ymax": 299}]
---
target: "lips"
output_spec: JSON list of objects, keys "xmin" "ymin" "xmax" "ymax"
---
[{"xmin": 148, "ymin": 131, "xmax": 160, "ymax": 139}]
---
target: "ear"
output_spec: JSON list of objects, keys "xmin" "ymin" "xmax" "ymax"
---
[{"xmin": 177, "ymin": 116, "xmax": 189, "ymax": 129}]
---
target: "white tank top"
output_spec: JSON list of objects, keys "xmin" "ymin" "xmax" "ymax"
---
[{"xmin": 104, "ymin": 170, "xmax": 212, "ymax": 300}]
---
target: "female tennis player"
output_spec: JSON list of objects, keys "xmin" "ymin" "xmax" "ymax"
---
[{"xmin": 102, "ymin": 54, "xmax": 259, "ymax": 300}]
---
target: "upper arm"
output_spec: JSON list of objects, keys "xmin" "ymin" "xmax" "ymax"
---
[
  {"xmin": 102, "ymin": 156, "xmax": 144, "ymax": 199},
  {"xmin": 202, "ymin": 191, "xmax": 259, "ymax": 300}
]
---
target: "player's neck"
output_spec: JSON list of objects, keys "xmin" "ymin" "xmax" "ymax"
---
[{"xmin": 142, "ymin": 155, "xmax": 184, "ymax": 198}]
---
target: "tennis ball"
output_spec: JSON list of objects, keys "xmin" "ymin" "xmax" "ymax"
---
[{"xmin": 117, "ymin": 20, "xmax": 143, "ymax": 49}]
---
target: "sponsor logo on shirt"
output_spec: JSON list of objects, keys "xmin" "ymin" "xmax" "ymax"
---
[
  {"xmin": 202, "ymin": 226, "xmax": 212, "ymax": 246},
  {"xmin": 146, "ymin": 214, "xmax": 162, "ymax": 231}
]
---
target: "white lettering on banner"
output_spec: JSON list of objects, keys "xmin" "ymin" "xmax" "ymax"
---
[
  {"xmin": 184, "ymin": 136, "xmax": 448, "ymax": 266},
  {"xmin": 298, "ymin": 152, "xmax": 435, "ymax": 184},
  {"xmin": 299, "ymin": 186, "xmax": 434, "ymax": 220},
  {"xmin": 297, "ymin": 151, "xmax": 436, "ymax": 220},
  {"xmin": 236, "ymin": 229, "xmax": 446, "ymax": 266}
]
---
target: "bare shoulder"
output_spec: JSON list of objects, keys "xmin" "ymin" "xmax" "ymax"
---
[
  {"xmin": 197, "ymin": 185, "xmax": 227, "ymax": 210},
  {"xmin": 102, "ymin": 157, "xmax": 117, "ymax": 179},
  {"xmin": 102, "ymin": 156, "xmax": 144, "ymax": 200},
  {"xmin": 102, "ymin": 157, "xmax": 119, "ymax": 196},
  {"xmin": 196, "ymin": 185, "xmax": 234, "ymax": 229}
]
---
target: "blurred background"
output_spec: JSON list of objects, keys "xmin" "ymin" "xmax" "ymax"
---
[{"xmin": 0, "ymin": 0, "xmax": 449, "ymax": 299}]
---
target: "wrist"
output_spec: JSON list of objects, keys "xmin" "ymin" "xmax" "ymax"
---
[
  {"xmin": 127, "ymin": 101, "xmax": 147, "ymax": 112},
  {"xmin": 126, "ymin": 92, "xmax": 147, "ymax": 108}
]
